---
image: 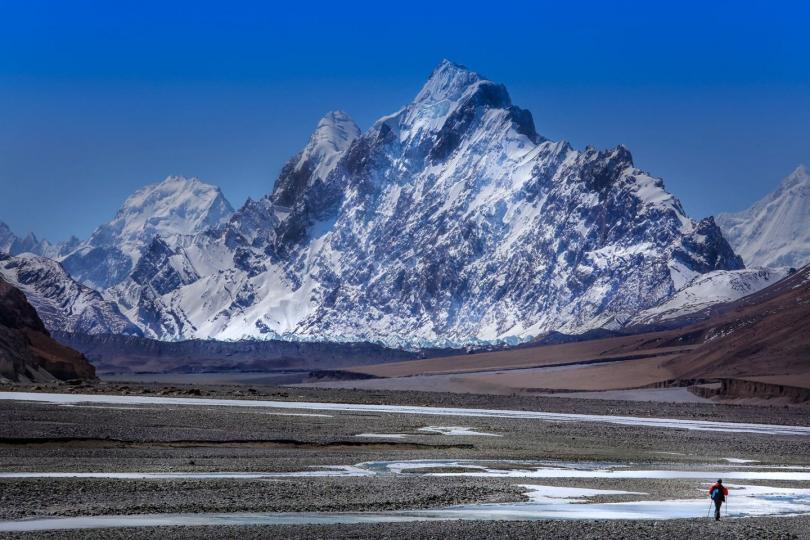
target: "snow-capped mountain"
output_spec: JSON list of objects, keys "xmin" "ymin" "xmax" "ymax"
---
[
  {"xmin": 272, "ymin": 110, "xmax": 361, "ymax": 208},
  {"xmin": 716, "ymin": 165, "xmax": 810, "ymax": 268},
  {"xmin": 0, "ymin": 252, "xmax": 140, "ymax": 336},
  {"xmin": 629, "ymin": 267, "xmax": 789, "ymax": 326},
  {"xmin": 106, "ymin": 60, "xmax": 743, "ymax": 347},
  {"xmin": 0, "ymin": 221, "xmax": 79, "ymax": 259},
  {"xmin": 61, "ymin": 176, "xmax": 234, "ymax": 290}
]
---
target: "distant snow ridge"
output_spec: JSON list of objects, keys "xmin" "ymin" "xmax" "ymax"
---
[
  {"xmin": 717, "ymin": 165, "xmax": 810, "ymax": 268},
  {"xmin": 106, "ymin": 60, "xmax": 742, "ymax": 347},
  {"xmin": 0, "ymin": 252, "xmax": 140, "ymax": 336},
  {"xmin": 60, "ymin": 176, "xmax": 234, "ymax": 290},
  {"xmin": 0, "ymin": 222, "xmax": 78, "ymax": 259},
  {"xmin": 629, "ymin": 267, "xmax": 789, "ymax": 326}
]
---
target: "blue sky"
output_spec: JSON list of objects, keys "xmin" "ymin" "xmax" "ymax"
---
[{"xmin": 1, "ymin": 0, "xmax": 808, "ymax": 241}]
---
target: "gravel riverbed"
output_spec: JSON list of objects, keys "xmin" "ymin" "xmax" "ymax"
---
[{"xmin": 1, "ymin": 382, "xmax": 808, "ymax": 538}]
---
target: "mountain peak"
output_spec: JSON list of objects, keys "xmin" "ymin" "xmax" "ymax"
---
[
  {"xmin": 59, "ymin": 175, "xmax": 235, "ymax": 289},
  {"xmin": 153, "ymin": 175, "xmax": 211, "ymax": 193},
  {"xmin": 414, "ymin": 59, "xmax": 484, "ymax": 105},
  {"xmin": 123, "ymin": 175, "xmax": 230, "ymax": 212},
  {"xmin": 783, "ymin": 164, "xmax": 810, "ymax": 188},
  {"xmin": 0, "ymin": 222, "xmax": 15, "ymax": 254},
  {"xmin": 317, "ymin": 110, "xmax": 357, "ymax": 130},
  {"xmin": 716, "ymin": 165, "xmax": 810, "ymax": 268},
  {"xmin": 306, "ymin": 111, "xmax": 360, "ymax": 158},
  {"xmin": 270, "ymin": 111, "xmax": 361, "ymax": 208},
  {"xmin": 388, "ymin": 59, "xmax": 530, "ymax": 147}
]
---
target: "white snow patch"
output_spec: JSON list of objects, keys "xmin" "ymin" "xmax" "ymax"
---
[
  {"xmin": 519, "ymin": 484, "xmax": 646, "ymax": 503},
  {"xmin": 418, "ymin": 426, "xmax": 501, "ymax": 437},
  {"xmin": 4, "ymin": 392, "xmax": 810, "ymax": 436}
]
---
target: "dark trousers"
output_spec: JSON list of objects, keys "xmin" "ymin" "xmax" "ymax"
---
[{"xmin": 714, "ymin": 499, "xmax": 723, "ymax": 520}]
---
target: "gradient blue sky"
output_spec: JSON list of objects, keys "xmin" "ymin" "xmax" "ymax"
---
[{"xmin": 1, "ymin": 0, "xmax": 808, "ymax": 241}]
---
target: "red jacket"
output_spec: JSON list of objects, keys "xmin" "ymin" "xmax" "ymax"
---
[{"xmin": 709, "ymin": 483, "xmax": 729, "ymax": 500}]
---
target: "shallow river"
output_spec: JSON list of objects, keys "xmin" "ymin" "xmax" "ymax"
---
[
  {"xmin": 4, "ymin": 392, "xmax": 810, "ymax": 530},
  {"xmin": 1, "ymin": 481, "xmax": 809, "ymax": 531}
]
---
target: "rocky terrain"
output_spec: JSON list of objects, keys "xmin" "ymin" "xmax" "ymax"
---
[
  {"xmin": 0, "ymin": 253, "xmax": 140, "ymax": 336},
  {"xmin": 0, "ymin": 278, "xmax": 95, "ymax": 382},
  {"xmin": 4, "ymin": 517, "xmax": 805, "ymax": 540},
  {"xmin": 658, "ymin": 264, "xmax": 810, "ymax": 381},
  {"xmin": 0, "ymin": 385, "xmax": 808, "ymax": 537},
  {"xmin": 628, "ymin": 266, "xmax": 789, "ymax": 327}
]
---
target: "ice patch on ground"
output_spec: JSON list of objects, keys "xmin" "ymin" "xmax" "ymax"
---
[
  {"xmin": 2, "ymin": 483, "xmax": 810, "ymax": 531},
  {"xmin": 4, "ymin": 392, "xmax": 810, "ymax": 436},
  {"xmin": 8, "ymin": 459, "xmax": 806, "ymax": 483},
  {"xmin": 519, "ymin": 484, "xmax": 646, "ymax": 503},
  {"xmin": 418, "ymin": 426, "xmax": 501, "ymax": 437}
]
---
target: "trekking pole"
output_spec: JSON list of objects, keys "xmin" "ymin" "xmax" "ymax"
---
[{"xmin": 706, "ymin": 500, "xmax": 713, "ymax": 518}]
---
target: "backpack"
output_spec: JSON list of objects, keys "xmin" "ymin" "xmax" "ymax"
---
[{"xmin": 710, "ymin": 486, "xmax": 723, "ymax": 501}]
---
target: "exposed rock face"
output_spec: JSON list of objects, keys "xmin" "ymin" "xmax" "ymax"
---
[
  {"xmin": 0, "ymin": 277, "xmax": 95, "ymax": 382},
  {"xmin": 0, "ymin": 252, "xmax": 140, "ymax": 336},
  {"xmin": 629, "ymin": 267, "xmax": 789, "ymax": 327},
  {"xmin": 106, "ymin": 60, "xmax": 740, "ymax": 347},
  {"xmin": 272, "ymin": 110, "xmax": 361, "ymax": 208},
  {"xmin": 717, "ymin": 165, "xmax": 810, "ymax": 268},
  {"xmin": 3, "ymin": 61, "xmax": 746, "ymax": 349},
  {"xmin": 60, "ymin": 175, "xmax": 234, "ymax": 290}
]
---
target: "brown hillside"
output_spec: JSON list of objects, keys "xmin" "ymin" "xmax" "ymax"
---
[{"xmin": 0, "ymin": 277, "xmax": 95, "ymax": 382}]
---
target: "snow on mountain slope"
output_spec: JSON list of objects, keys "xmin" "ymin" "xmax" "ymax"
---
[
  {"xmin": 0, "ymin": 222, "xmax": 78, "ymax": 259},
  {"xmin": 629, "ymin": 267, "xmax": 790, "ymax": 326},
  {"xmin": 0, "ymin": 252, "xmax": 141, "ymax": 336},
  {"xmin": 716, "ymin": 165, "xmax": 810, "ymax": 268},
  {"xmin": 108, "ymin": 60, "xmax": 743, "ymax": 347},
  {"xmin": 272, "ymin": 111, "xmax": 360, "ymax": 207},
  {"xmin": 61, "ymin": 176, "xmax": 234, "ymax": 290}
]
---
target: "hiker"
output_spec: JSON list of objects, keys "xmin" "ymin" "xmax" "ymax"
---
[{"xmin": 708, "ymin": 479, "xmax": 729, "ymax": 520}]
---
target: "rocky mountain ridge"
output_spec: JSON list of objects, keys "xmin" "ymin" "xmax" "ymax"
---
[
  {"xmin": 101, "ymin": 60, "xmax": 743, "ymax": 347},
  {"xmin": 9, "ymin": 61, "xmax": 796, "ymax": 350},
  {"xmin": 0, "ymin": 252, "xmax": 141, "ymax": 336}
]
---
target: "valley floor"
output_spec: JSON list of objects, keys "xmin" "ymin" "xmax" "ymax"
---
[{"xmin": 0, "ymin": 382, "xmax": 809, "ymax": 539}]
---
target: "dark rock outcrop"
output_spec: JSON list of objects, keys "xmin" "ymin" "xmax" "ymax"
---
[{"xmin": 0, "ymin": 277, "xmax": 96, "ymax": 382}]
